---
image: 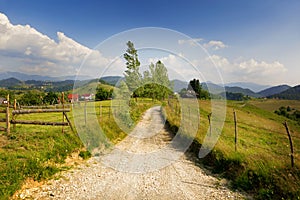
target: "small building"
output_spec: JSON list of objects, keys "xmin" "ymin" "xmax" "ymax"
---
[
  {"xmin": 68, "ymin": 94, "xmax": 79, "ymax": 103},
  {"xmin": 0, "ymin": 97, "xmax": 7, "ymax": 105},
  {"xmin": 80, "ymin": 94, "xmax": 94, "ymax": 101}
]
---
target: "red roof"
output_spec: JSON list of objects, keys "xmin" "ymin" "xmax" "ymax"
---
[
  {"xmin": 68, "ymin": 94, "xmax": 79, "ymax": 99},
  {"xmin": 82, "ymin": 94, "xmax": 92, "ymax": 97}
]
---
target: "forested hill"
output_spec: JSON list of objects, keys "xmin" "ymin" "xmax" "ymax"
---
[
  {"xmin": 269, "ymin": 85, "xmax": 300, "ymax": 100},
  {"xmin": 258, "ymin": 85, "xmax": 291, "ymax": 97}
]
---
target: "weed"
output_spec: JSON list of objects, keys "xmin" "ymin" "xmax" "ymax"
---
[{"xmin": 79, "ymin": 151, "xmax": 92, "ymax": 160}]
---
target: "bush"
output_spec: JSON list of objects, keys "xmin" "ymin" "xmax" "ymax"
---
[
  {"xmin": 79, "ymin": 151, "xmax": 92, "ymax": 160},
  {"xmin": 96, "ymin": 87, "xmax": 113, "ymax": 101}
]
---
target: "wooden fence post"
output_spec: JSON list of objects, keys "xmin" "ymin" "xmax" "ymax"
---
[
  {"xmin": 62, "ymin": 92, "xmax": 65, "ymax": 133},
  {"xmin": 13, "ymin": 99, "xmax": 16, "ymax": 130},
  {"xmin": 283, "ymin": 121, "xmax": 294, "ymax": 168},
  {"xmin": 6, "ymin": 94, "xmax": 10, "ymax": 134},
  {"xmin": 84, "ymin": 100, "xmax": 87, "ymax": 126},
  {"xmin": 100, "ymin": 104, "xmax": 102, "ymax": 120},
  {"xmin": 208, "ymin": 112, "xmax": 212, "ymax": 136},
  {"xmin": 233, "ymin": 109, "xmax": 238, "ymax": 152},
  {"xmin": 109, "ymin": 106, "xmax": 111, "ymax": 119},
  {"xmin": 63, "ymin": 112, "xmax": 75, "ymax": 133}
]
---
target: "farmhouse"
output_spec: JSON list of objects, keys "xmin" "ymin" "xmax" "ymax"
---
[{"xmin": 80, "ymin": 94, "xmax": 94, "ymax": 101}]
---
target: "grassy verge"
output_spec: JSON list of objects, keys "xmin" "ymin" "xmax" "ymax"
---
[
  {"xmin": 72, "ymin": 99, "xmax": 160, "ymax": 152},
  {"xmin": 165, "ymin": 99, "xmax": 300, "ymax": 199},
  {"xmin": 0, "ymin": 122, "xmax": 82, "ymax": 199},
  {"xmin": 0, "ymin": 98, "xmax": 159, "ymax": 199}
]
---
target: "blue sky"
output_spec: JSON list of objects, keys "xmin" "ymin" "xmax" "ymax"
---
[{"xmin": 0, "ymin": 0, "xmax": 299, "ymax": 85}]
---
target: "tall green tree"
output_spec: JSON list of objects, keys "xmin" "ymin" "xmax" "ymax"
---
[
  {"xmin": 153, "ymin": 61, "xmax": 171, "ymax": 100},
  {"xmin": 188, "ymin": 79, "xmax": 210, "ymax": 99},
  {"xmin": 143, "ymin": 61, "xmax": 172, "ymax": 100},
  {"xmin": 123, "ymin": 41, "xmax": 142, "ymax": 97},
  {"xmin": 20, "ymin": 91, "xmax": 44, "ymax": 105},
  {"xmin": 122, "ymin": 41, "xmax": 172, "ymax": 100},
  {"xmin": 43, "ymin": 91, "xmax": 58, "ymax": 105}
]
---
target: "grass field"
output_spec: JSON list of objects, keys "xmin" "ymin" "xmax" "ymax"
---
[
  {"xmin": 165, "ymin": 99, "xmax": 300, "ymax": 199},
  {"xmin": 249, "ymin": 99, "xmax": 300, "ymax": 112},
  {"xmin": 2, "ymin": 98, "xmax": 300, "ymax": 199},
  {"xmin": 0, "ymin": 98, "xmax": 159, "ymax": 199}
]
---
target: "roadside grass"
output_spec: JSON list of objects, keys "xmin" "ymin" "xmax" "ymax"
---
[
  {"xmin": 165, "ymin": 99, "xmax": 300, "ymax": 199},
  {"xmin": 0, "ymin": 122, "xmax": 82, "ymax": 199},
  {"xmin": 0, "ymin": 98, "xmax": 159, "ymax": 199},
  {"xmin": 72, "ymin": 99, "xmax": 160, "ymax": 153}
]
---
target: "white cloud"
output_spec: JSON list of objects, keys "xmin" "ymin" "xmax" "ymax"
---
[
  {"xmin": 0, "ymin": 12, "xmax": 111, "ymax": 77},
  {"xmin": 205, "ymin": 54, "xmax": 287, "ymax": 84},
  {"xmin": 203, "ymin": 40, "xmax": 227, "ymax": 50},
  {"xmin": 178, "ymin": 38, "xmax": 227, "ymax": 50},
  {"xmin": 207, "ymin": 55, "xmax": 230, "ymax": 67},
  {"xmin": 178, "ymin": 38, "xmax": 203, "ymax": 46}
]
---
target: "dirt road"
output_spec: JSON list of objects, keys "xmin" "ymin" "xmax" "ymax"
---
[{"xmin": 15, "ymin": 106, "xmax": 246, "ymax": 199}]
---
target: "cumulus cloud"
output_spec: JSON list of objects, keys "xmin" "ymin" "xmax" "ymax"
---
[
  {"xmin": 0, "ymin": 12, "xmax": 111, "ymax": 77},
  {"xmin": 178, "ymin": 38, "xmax": 227, "ymax": 51},
  {"xmin": 207, "ymin": 55, "xmax": 230, "ymax": 67},
  {"xmin": 203, "ymin": 40, "xmax": 227, "ymax": 50},
  {"xmin": 205, "ymin": 54, "xmax": 287, "ymax": 84},
  {"xmin": 178, "ymin": 38, "xmax": 203, "ymax": 46}
]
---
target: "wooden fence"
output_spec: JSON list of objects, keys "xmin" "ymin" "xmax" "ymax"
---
[
  {"xmin": 0, "ymin": 95, "xmax": 10, "ymax": 133},
  {"xmin": 1, "ymin": 93, "xmax": 74, "ymax": 134},
  {"xmin": 167, "ymin": 98, "xmax": 298, "ymax": 168}
]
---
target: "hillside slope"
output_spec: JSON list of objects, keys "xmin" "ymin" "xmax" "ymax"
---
[
  {"xmin": 225, "ymin": 86, "xmax": 262, "ymax": 98},
  {"xmin": 0, "ymin": 78, "xmax": 24, "ymax": 88},
  {"xmin": 258, "ymin": 85, "xmax": 291, "ymax": 97},
  {"xmin": 269, "ymin": 85, "xmax": 300, "ymax": 100}
]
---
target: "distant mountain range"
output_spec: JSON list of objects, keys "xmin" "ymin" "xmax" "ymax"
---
[
  {"xmin": 0, "ymin": 71, "xmax": 299, "ymax": 100},
  {"xmin": 268, "ymin": 85, "xmax": 300, "ymax": 100},
  {"xmin": 0, "ymin": 77, "xmax": 23, "ymax": 88},
  {"xmin": 0, "ymin": 71, "xmax": 92, "ymax": 81},
  {"xmin": 225, "ymin": 86, "xmax": 262, "ymax": 98},
  {"xmin": 99, "ymin": 76, "xmax": 123, "ymax": 86},
  {"xmin": 258, "ymin": 85, "xmax": 291, "ymax": 97},
  {"xmin": 173, "ymin": 79, "xmax": 300, "ymax": 100},
  {"xmin": 0, "ymin": 77, "xmax": 76, "ymax": 92},
  {"xmin": 224, "ymin": 82, "xmax": 270, "ymax": 93},
  {"xmin": 172, "ymin": 79, "xmax": 189, "ymax": 92}
]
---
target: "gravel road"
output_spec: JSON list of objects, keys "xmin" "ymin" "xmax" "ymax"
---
[{"xmin": 15, "ymin": 106, "xmax": 247, "ymax": 200}]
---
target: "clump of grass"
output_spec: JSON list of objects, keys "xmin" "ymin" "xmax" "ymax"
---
[{"xmin": 79, "ymin": 150, "xmax": 92, "ymax": 160}]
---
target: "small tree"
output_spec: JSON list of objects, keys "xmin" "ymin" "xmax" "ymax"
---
[
  {"xmin": 96, "ymin": 87, "xmax": 113, "ymax": 101},
  {"xmin": 124, "ymin": 41, "xmax": 142, "ymax": 98},
  {"xmin": 143, "ymin": 61, "xmax": 172, "ymax": 100},
  {"xmin": 43, "ymin": 91, "xmax": 58, "ymax": 105}
]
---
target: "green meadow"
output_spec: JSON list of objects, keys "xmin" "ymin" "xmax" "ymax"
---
[
  {"xmin": 1, "ymin": 98, "xmax": 300, "ymax": 199},
  {"xmin": 0, "ymin": 99, "xmax": 158, "ymax": 199},
  {"xmin": 165, "ymin": 99, "xmax": 300, "ymax": 199}
]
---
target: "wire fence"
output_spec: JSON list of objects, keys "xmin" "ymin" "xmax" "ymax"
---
[{"xmin": 167, "ymin": 98, "xmax": 300, "ymax": 167}]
